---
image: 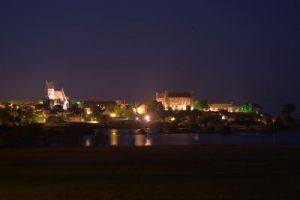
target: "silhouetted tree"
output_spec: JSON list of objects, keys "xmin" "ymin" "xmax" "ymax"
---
[
  {"xmin": 147, "ymin": 100, "xmax": 164, "ymax": 114},
  {"xmin": 281, "ymin": 104, "xmax": 296, "ymax": 114},
  {"xmin": 280, "ymin": 104, "xmax": 296, "ymax": 128},
  {"xmin": 113, "ymin": 105, "xmax": 135, "ymax": 119},
  {"xmin": 70, "ymin": 103, "xmax": 84, "ymax": 115},
  {"xmin": 0, "ymin": 107, "xmax": 17, "ymax": 126},
  {"xmin": 252, "ymin": 103, "xmax": 262, "ymax": 113}
]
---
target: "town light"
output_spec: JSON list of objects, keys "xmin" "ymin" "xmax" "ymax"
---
[
  {"xmin": 85, "ymin": 108, "xmax": 92, "ymax": 115},
  {"xmin": 110, "ymin": 113, "xmax": 117, "ymax": 118},
  {"xmin": 171, "ymin": 117, "xmax": 176, "ymax": 121},
  {"xmin": 89, "ymin": 120, "xmax": 98, "ymax": 124},
  {"xmin": 144, "ymin": 115, "xmax": 150, "ymax": 122}
]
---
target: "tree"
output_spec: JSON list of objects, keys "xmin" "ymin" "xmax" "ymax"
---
[
  {"xmin": 240, "ymin": 103, "xmax": 254, "ymax": 113},
  {"xmin": 112, "ymin": 105, "xmax": 135, "ymax": 119},
  {"xmin": 16, "ymin": 108, "xmax": 34, "ymax": 125},
  {"xmin": 70, "ymin": 103, "xmax": 84, "ymax": 115},
  {"xmin": 281, "ymin": 104, "xmax": 296, "ymax": 115},
  {"xmin": 0, "ymin": 107, "xmax": 15, "ymax": 125},
  {"xmin": 193, "ymin": 100, "xmax": 208, "ymax": 111},
  {"xmin": 147, "ymin": 100, "xmax": 164, "ymax": 114},
  {"xmin": 280, "ymin": 104, "xmax": 296, "ymax": 128}
]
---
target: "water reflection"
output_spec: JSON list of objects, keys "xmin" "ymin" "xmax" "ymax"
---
[
  {"xmin": 134, "ymin": 134, "xmax": 144, "ymax": 146},
  {"xmin": 80, "ymin": 129, "xmax": 300, "ymax": 147},
  {"xmin": 84, "ymin": 138, "xmax": 91, "ymax": 147},
  {"xmin": 145, "ymin": 135, "xmax": 152, "ymax": 146},
  {"xmin": 134, "ymin": 134, "xmax": 152, "ymax": 146},
  {"xmin": 110, "ymin": 129, "xmax": 118, "ymax": 146}
]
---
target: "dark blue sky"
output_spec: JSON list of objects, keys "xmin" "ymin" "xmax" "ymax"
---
[{"xmin": 0, "ymin": 0, "xmax": 299, "ymax": 115}]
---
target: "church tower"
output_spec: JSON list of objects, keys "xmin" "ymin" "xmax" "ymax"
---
[
  {"xmin": 45, "ymin": 80, "xmax": 55, "ymax": 100},
  {"xmin": 44, "ymin": 80, "xmax": 70, "ymax": 110}
]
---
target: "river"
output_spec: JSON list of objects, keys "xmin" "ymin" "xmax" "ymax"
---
[{"xmin": 79, "ymin": 129, "xmax": 300, "ymax": 147}]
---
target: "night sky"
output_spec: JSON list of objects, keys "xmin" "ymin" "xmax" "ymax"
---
[{"xmin": 0, "ymin": 0, "xmax": 299, "ymax": 115}]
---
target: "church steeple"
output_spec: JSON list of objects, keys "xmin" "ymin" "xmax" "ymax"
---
[{"xmin": 43, "ymin": 80, "xmax": 69, "ymax": 111}]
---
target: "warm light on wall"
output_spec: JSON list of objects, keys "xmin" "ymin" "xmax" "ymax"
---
[
  {"xmin": 137, "ymin": 106, "xmax": 146, "ymax": 115},
  {"xmin": 110, "ymin": 113, "xmax": 117, "ymax": 118},
  {"xmin": 156, "ymin": 91, "xmax": 193, "ymax": 111}
]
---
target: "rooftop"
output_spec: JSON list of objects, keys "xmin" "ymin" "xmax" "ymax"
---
[{"xmin": 156, "ymin": 91, "xmax": 193, "ymax": 98}]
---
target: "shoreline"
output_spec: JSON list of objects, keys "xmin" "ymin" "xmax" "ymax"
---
[{"xmin": 2, "ymin": 122, "xmax": 298, "ymax": 133}]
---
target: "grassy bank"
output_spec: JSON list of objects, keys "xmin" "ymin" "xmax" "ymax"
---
[{"xmin": 0, "ymin": 146, "xmax": 300, "ymax": 200}]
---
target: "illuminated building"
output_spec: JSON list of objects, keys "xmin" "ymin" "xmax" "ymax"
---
[
  {"xmin": 44, "ymin": 80, "xmax": 69, "ymax": 110},
  {"xmin": 208, "ymin": 103, "xmax": 240, "ymax": 113},
  {"xmin": 156, "ymin": 91, "xmax": 194, "ymax": 110},
  {"xmin": 133, "ymin": 104, "xmax": 147, "ymax": 115}
]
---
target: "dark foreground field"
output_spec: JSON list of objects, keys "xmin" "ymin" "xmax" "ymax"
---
[{"xmin": 0, "ymin": 146, "xmax": 300, "ymax": 200}]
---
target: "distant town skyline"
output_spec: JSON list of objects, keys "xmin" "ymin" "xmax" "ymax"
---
[{"xmin": 0, "ymin": 0, "xmax": 299, "ymax": 116}]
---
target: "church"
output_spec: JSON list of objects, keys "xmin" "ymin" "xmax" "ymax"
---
[{"xmin": 44, "ymin": 80, "xmax": 69, "ymax": 110}]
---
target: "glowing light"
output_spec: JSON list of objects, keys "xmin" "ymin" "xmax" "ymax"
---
[
  {"xmin": 88, "ymin": 120, "xmax": 98, "ymax": 124},
  {"xmin": 171, "ymin": 117, "xmax": 176, "ymax": 121},
  {"xmin": 137, "ymin": 105, "xmax": 147, "ymax": 115},
  {"xmin": 85, "ymin": 139, "xmax": 91, "ymax": 147},
  {"xmin": 145, "ymin": 137, "xmax": 152, "ymax": 146},
  {"xmin": 240, "ymin": 103, "xmax": 254, "ymax": 113},
  {"xmin": 85, "ymin": 108, "xmax": 92, "ymax": 115},
  {"xmin": 144, "ymin": 115, "xmax": 151, "ymax": 122},
  {"xmin": 110, "ymin": 113, "xmax": 117, "ymax": 118}
]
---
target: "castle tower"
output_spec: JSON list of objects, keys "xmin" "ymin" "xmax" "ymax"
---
[{"xmin": 45, "ymin": 80, "xmax": 55, "ymax": 100}]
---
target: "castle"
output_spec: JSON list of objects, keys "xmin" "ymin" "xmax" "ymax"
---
[
  {"xmin": 156, "ymin": 91, "xmax": 194, "ymax": 110},
  {"xmin": 44, "ymin": 80, "xmax": 69, "ymax": 110}
]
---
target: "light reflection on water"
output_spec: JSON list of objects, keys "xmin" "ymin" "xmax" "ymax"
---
[
  {"xmin": 110, "ymin": 129, "xmax": 118, "ymax": 146},
  {"xmin": 84, "ymin": 138, "xmax": 91, "ymax": 147},
  {"xmin": 134, "ymin": 134, "xmax": 152, "ymax": 146},
  {"xmin": 74, "ymin": 129, "xmax": 300, "ymax": 147}
]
